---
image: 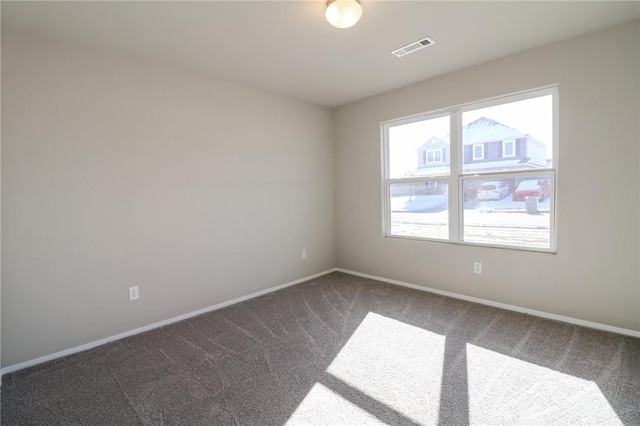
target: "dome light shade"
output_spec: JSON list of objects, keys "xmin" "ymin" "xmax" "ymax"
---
[{"xmin": 325, "ymin": 0, "xmax": 362, "ymax": 29}]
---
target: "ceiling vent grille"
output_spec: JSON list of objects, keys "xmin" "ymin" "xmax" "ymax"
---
[{"xmin": 391, "ymin": 37, "xmax": 436, "ymax": 58}]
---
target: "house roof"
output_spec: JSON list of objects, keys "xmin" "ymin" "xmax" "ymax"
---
[
  {"xmin": 407, "ymin": 166, "xmax": 450, "ymax": 177},
  {"xmin": 418, "ymin": 117, "xmax": 535, "ymax": 147},
  {"xmin": 463, "ymin": 158, "xmax": 546, "ymax": 172},
  {"xmin": 418, "ymin": 136, "xmax": 448, "ymax": 150},
  {"xmin": 462, "ymin": 117, "xmax": 529, "ymax": 145},
  {"xmin": 408, "ymin": 158, "xmax": 545, "ymax": 177}
]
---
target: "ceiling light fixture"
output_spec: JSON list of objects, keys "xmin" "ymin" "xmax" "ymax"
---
[{"xmin": 325, "ymin": 0, "xmax": 362, "ymax": 29}]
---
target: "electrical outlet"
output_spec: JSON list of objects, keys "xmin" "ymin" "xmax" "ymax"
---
[
  {"xmin": 474, "ymin": 262, "xmax": 482, "ymax": 274},
  {"xmin": 301, "ymin": 249, "xmax": 307, "ymax": 259},
  {"xmin": 129, "ymin": 286, "xmax": 140, "ymax": 301}
]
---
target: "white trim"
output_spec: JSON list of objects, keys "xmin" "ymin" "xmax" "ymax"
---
[
  {"xmin": 450, "ymin": 109, "xmax": 461, "ymax": 242},
  {"xmin": 0, "ymin": 268, "xmax": 338, "ymax": 380},
  {"xmin": 7, "ymin": 265, "xmax": 636, "ymax": 382},
  {"xmin": 502, "ymin": 139, "xmax": 516, "ymax": 158},
  {"xmin": 472, "ymin": 143, "xmax": 485, "ymax": 160},
  {"xmin": 336, "ymin": 268, "xmax": 640, "ymax": 339},
  {"xmin": 382, "ymin": 87, "xmax": 557, "ymax": 253},
  {"xmin": 552, "ymin": 87, "xmax": 560, "ymax": 252},
  {"xmin": 425, "ymin": 148, "xmax": 443, "ymax": 164},
  {"xmin": 459, "ymin": 85, "xmax": 558, "ymax": 114}
]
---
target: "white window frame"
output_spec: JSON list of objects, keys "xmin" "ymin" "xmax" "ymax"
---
[
  {"xmin": 472, "ymin": 144, "xmax": 484, "ymax": 160},
  {"xmin": 502, "ymin": 139, "xmax": 516, "ymax": 158},
  {"xmin": 382, "ymin": 86, "xmax": 558, "ymax": 253},
  {"xmin": 426, "ymin": 148, "xmax": 443, "ymax": 164}
]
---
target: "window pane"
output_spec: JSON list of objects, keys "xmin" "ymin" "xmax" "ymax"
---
[
  {"xmin": 389, "ymin": 116, "xmax": 450, "ymax": 178},
  {"xmin": 462, "ymin": 95, "xmax": 553, "ymax": 174},
  {"xmin": 473, "ymin": 144, "xmax": 484, "ymax": 160},
  {"xmin": 462, "ymin": 175, "xmax": 552, "ymax": 249},
  {"xmin": 390, "ymin": 181, "xmax": 448, "ymax": 240},
  {"xmin": 503, "ymin": 140, "xmax": 515, "ymax": 157}
]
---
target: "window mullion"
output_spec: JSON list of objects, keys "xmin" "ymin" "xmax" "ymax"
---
[{"xmin": 449, "ymin": 110, "xmax": 461, "ymax": 242}]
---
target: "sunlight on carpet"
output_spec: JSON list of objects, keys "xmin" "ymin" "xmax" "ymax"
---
[
  {"xmin": 286, "ymin": 312, "xmax": 446, "ymax": 424},
  {"xmin": 466, "ymin": 343, "xmax": 623, "ymax": 425},
  {"xmin": 284, "ymin": 383, "xmax": 386, "ymax": 425}
]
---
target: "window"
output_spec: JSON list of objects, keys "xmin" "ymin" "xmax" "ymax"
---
[
  {"xmin": 426, "ymin": 149, "xmax": 443, "ymax": 164},
  {"xmin": 472, "ymin": 144, "xmax": 484, "ymax": 160},
  {"xmin": 383, "ymin": 87, "xmax": 557, "ymax": 252},
  {"xmin": 387, "ymin": 115, "xmax": 450, "ymax": 240},
  {"xmin": 502, "ymin": 139, "xmax": 516, "ymax": 158}
]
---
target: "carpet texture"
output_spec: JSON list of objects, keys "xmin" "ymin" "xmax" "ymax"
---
[{"xmin": 2, "ymin": 272, "xmax": 639, "ymax": 425}]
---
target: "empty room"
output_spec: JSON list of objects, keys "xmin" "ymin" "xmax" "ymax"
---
[{"xmin": 1, "ymin": 1, "xmax": 639, "ymax": 424}]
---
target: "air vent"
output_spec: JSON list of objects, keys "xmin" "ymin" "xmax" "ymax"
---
[{"xmin": 391, "ymin": 37, "xmax": 436, "ymax": 58}]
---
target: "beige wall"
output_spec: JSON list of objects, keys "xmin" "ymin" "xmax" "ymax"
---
[
  {"xmin": 1, "ymin": 31, "xmax": 336, "ymax": 367},
  {"xmin": 3, "ymin": 20, "xmax": 639, "ymax": 370},
  {"xmin": 334, "ymin": 21, "xmax": 640, "ymax": 331}
]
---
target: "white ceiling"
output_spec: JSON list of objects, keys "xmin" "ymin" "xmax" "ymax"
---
[{"xmin": 2, "ymin": 1, "xmax": 639, "ymax": 107}]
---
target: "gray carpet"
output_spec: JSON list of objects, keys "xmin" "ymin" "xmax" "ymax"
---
[{"xmin": 2, "ymin": 272, "xmax": 639, "ymax": 425}]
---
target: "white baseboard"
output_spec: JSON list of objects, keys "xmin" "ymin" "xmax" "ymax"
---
[
  {"xmin": 0, "ymin": 268, "xmax": 338, "ymax": 380},
  {"xmin": 336, "ymin": 268, "xmax": 640, "ymax": 339},
  {"xmin": 3, "ymin": 266, "xmax": 638, "ymax": 382}
]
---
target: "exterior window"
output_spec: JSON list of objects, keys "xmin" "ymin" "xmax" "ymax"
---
[
  {"xmin": 503, "ymin": 139, "xmax": 516, "ymax": 157},
  {"xmin": 383, "ymin": 87, "xmax": 557, "ymax": 252},
  {"xmin": 387, "ymin": 115, "xmax": 450, "ymax": 240},
  {"xmin": 472, "ymin": 144, "xmax": 484, "ymax": 160},
  {"xmin": 426, "ymin": 149, "xmax": 443, "ymax": 164}
]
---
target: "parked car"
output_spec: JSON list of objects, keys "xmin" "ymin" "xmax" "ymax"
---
[
  {"xmin": 512, "ymin": 179, "xmax": 549, "ymax": 201},
  {"xmin": 477, "ymin": 181, "xmax": 510, "ymax": 201}
]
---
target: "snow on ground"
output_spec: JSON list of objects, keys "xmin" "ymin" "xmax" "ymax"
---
[
  {"xmin": 391, "ymin": 195, "xmax": 448, "ymax": 213},
  {"xmin": 390, "ymin": 194, "xmax": 551, "ymax": 248},
  {"xmin": 391, "ymin": 194, "xmax": 550, "ymax": 213}
]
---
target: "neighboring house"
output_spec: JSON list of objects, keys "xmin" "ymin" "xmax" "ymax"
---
[
  {"xmin": 412, "ymin": 136, "xmax": 450, "ymax": 192},
  {"xmin": 417, "ymin": 136, "xmax": 450, "ymax": 169},
  {"xmin": 409, "ymin": 117, "xmax": 548, "ymax": 177},
  {"xmin": 462, "ymin": 117, "xmax": 547, "ymax": 173}
]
